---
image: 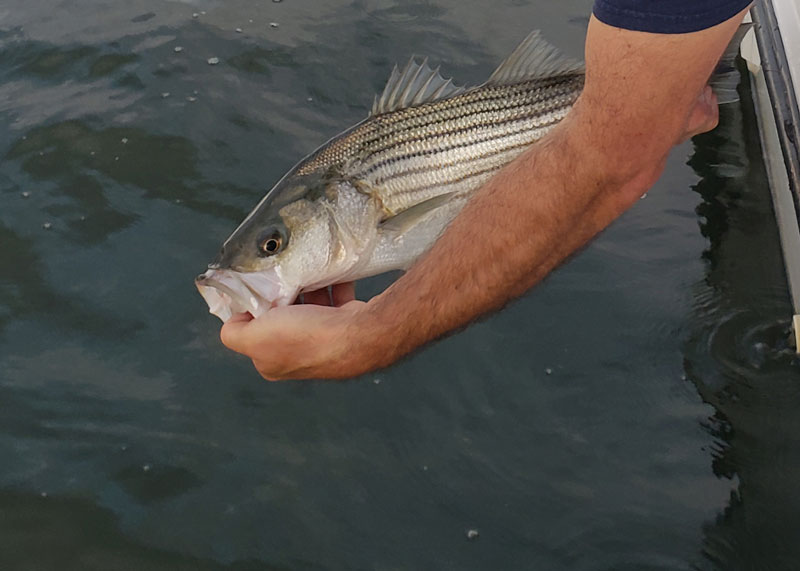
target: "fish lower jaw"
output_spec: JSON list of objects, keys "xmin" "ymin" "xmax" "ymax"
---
[{"xmin": 195, "ymin": 268, "xmax": 296, "ymax": 322}]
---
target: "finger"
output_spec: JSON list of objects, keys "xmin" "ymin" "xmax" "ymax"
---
[
  {"xmin": 683, "ymin": 86, "xmax": 719, "ymax": 141},
  {"xmin": 252, "ymin": 359, "xmax": 294, "ymax": 382},
  {"xmin": 252, "ymin": 359, "xmax": 279, "ymax": 381},
  {"xmin": 331, "ymin": 282, "xmax": 356, "ymax": 307},
  {"xmin": 220, "ymin": 317, "xmax": 253, "ymax": 354},
  {"xmin": 227, "ymin": 311, "xmax": 254, "ymax": 324},
  {"xmin": 302, "ymin": 288, "xmax": 332, "ymax": 306}
]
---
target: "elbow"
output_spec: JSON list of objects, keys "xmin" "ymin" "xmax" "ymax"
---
[
  {"xmin": 608, "ymin": 154, "xmax": 669, "ymax": 202},
  {"xmin": 566, "ymin": 85, "xmax": 715, "ymax": 205},
  {"xmin": 576, "ymin": 132, "xmax": 671, "ymax": 209},
  {"xmin": 568, "ymin": 126, "xmax": 676, "ymax": 210}
]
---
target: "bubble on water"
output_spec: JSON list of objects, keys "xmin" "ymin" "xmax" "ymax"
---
[
  {"xmin": 42, "ymin": 222, "xmax": 52, "ymax": 230},
  {"xmin": 121, "ymin": 137, "xmax": 128, "ymax": 144},
  {"xmin": 545, "ymin": 367, "xmax": 553, "ymax": 375},
  {"xmin": 273, "ymin": 0, "xmax": 282, "ymax": 3},
  {"xmin": 466, "ymin": 529, "xmax": 479, "ymax": 540},
  {"xmin": 192, "ymin": 12, "xmax": 199, "ymax": 18},
  {"xmin": 142, "ymin": 464, "xmax": 151, "ymax": 472},
  {"xmin": 270, "ymin": 22, "xmax": 279, "ymax": 28},
  {"xmin": 21, "ymin": 191, "xmax": 30, "ymax": 198},
  {"xmin": 200, "ymin": 10, "xmax": 206, "ymax": 15},
  {"xmin": 90, "ymin": 151, "xmax": 96, "ymax": 155},
  {"xmin": 373, "ymin": 377, "xmax": 381, "ymax": 384},
  {"xmin": 422, "ymin": 465, "xmax": 428, "ymax": 471},
  {"xmin": 186, "ymin": 96, "xmax": 197, "ymax": 102},
  {"xmin": 173, "ymin": 46, "xmax": 183, "ymax": 53},
  {"xmin": 208, "ymin": 57, "xmax": 220, "ymax": 65},
  {"xmin": 307, "ymin": 97, "xmax": 313, "ymax": 102},
  {"xmin": 161, "ymin": 92, "xmax": 170, "ymax": 98},
  {"xmin": 40, "ymin": 492, "xmax": 48, "ymax": 498},
  {"xmin": 114, "ymin": 156, "xmax": 119, "ymax": 161},
  {"xmin": 235, "ymin": 28, "xmax": 242, "ymax": 33}
]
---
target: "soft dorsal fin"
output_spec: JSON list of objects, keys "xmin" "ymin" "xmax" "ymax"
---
[
  {"xmin": 371, "ymin": 58, "xmax": 466, "ymax": 116},
  {"xmin": 485, "ymin": 30, "xmax": 584, "ymax": 86}
]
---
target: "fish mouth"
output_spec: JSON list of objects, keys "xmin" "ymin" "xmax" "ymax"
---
[{"xmin": 195, "ymin": 268, "xmax": 296, "ymax": 322}]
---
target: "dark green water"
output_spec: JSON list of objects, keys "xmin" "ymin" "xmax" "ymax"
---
[{"xmin": 1, "ymin": 1, "xmax": 799, "ymax": 569}]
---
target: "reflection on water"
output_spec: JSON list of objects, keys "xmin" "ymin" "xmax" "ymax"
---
[
  {"xmin": 227, "ymin": 45, "xmax": 297, "ymax": 76},
  {"xmin": 685, "ymin": 68, "xmax": 800, "ymax": 570},
  {"xmin": 0, "ymin": 223, "xmax": 141, "ymax": 337},
  {"xmin": 0, "ymin": 491, "xmax": 292, "ymax": 571},
  {"xmin": 5, "ymin": 120, "xmax": 228, "ymax": 224}
]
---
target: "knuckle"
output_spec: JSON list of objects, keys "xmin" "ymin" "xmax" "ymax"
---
[
  {"xmin": 219, "ymin": 326, "xmax": 231, "ymax": 348},
  {"xmin": 220, "ymin": 324, "xmax": 247, "ymax": 353}
]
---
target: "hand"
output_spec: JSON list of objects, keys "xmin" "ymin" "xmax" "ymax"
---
[
  {"xmin": 299, "ymin": 281, "xmax": 357, "ymax": 307},
  {"xmin": 680, "ymin": 85, "xmax": 719, "ymax": 143},
  {"xmin": 219, "ymin": 282, "xmax": 372, "ymax": 380}
]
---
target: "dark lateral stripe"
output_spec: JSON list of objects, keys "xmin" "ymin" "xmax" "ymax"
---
[
  {"xmin": 367, "ymin": 74, "xmax": 579, "ymax": 132},
  {"xmin": 361, "ymin": 100, "xmax": 572, "ymax": 168},
  {"xmin": 363, "ymin": 76, "xmax": 581, "ymax": 135},
  {"xmin": 384, "ymin": 138, "xmax": 537, "ymax": 198},
  {"xmin": 298, "ymin": 75, "xmax": 583, "ymax": 176},
  {"xmin": 361, "ymin": 111, "xmax": 565, "ymax": 182},
  {"xmin": 360, "ymin": 86, "xmax": 579, "ymax": 156}
]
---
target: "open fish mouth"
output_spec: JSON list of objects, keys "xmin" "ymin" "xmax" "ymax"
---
[{"xmin": 195, "ymin": 268, "xmax": 295, "ymax": 322}]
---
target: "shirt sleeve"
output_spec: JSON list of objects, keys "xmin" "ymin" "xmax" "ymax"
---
[{"xmin": 592, "ymin": 0, "xmax": 752, "ymax": 33}]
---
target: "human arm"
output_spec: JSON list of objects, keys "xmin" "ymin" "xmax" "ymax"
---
[{"xmin": 220, "ymin": 9, "xmax": 748, "ymax": 380}]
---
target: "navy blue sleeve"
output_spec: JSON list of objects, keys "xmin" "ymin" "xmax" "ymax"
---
[{"xmin": 593, "ymin": 0, "xmax": 752, "ymax": 33}]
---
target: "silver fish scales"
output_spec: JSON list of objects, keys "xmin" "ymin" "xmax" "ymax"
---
[
  {"xmin": 196, "ymin": 31, "xmax": 585, "ymax": 321},
  {"xmin": 300, "ymin": 75, "xmax": 583, "ymax": 215}
]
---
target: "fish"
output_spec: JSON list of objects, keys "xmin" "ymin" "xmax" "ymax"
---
[{"xmin": 196, "ymin": 30, "xmax": 585, "ymax": 321}]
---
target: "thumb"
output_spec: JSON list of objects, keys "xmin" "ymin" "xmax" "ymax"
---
[{"xmin": 220, "ymin": 312, "xmax": 254, "ymax": 354}]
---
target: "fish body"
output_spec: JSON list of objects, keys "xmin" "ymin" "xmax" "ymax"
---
[{"xmin": 196, "ymin": 31, "xmax": 584, "ymax": 321}]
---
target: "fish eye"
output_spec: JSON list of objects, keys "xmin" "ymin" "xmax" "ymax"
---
[{"xmin": 257, "ymin": 229, "xmax": 284, "ymax": 257}]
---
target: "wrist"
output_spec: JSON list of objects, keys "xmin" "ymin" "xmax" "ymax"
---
[
  {"xmin": 338, "ymin": 298, "xmax": 401, "ymax": 376},
  {"xmin": 319, "ymin": 301, "xmax": 386, "ymax": 379}
]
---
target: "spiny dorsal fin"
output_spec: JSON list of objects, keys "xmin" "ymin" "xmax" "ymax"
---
[
  {"xmin": 371, "ymin": 58, "xmax": 466, "ymax": 116},
  {"xmin": 485, "ymin": 30, "xmax": 584, "ymax": 86}
]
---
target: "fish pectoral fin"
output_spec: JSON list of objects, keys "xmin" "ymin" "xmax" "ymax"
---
[
  {"xmin": 371, "ymin": 58, "xmax": 467, "ymax": 116},
  {"xmin": 378, "ymin": 193, "xmax": 457, "ymax": 235},
  {"xmin": 485, "ymin": 30, "xmax": 584, "ymax": 86}
]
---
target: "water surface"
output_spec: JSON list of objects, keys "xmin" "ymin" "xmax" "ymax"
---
[{"xmin": 1, "ymin": 1, "xmax": 799, "ymax": 569}]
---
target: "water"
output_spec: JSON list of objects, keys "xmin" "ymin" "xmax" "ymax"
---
[{"xmin": 1, "ymin": 1, "xmax": 799, "ymax": 569}]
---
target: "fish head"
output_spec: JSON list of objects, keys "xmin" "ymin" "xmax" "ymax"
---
[{"xmin": 196, "ymin": 170, "xmax": 378, "ymax": 321}]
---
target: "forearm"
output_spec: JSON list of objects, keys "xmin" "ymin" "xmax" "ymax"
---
[
  {"xmin": 220, "ymin": 10, "xmax": 748, "ymax": 381},
  {"xmin": 355, "ymin": 106, "xmax": 660, "ymax": 368},
  {"xmin": 343, "ymin": 11, "xmax": 748, "ymax": 373}
]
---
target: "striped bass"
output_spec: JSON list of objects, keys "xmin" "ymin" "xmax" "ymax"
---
[{"xmin": 196, "ymin": 31, "xmax": 584, "ymax": 321}]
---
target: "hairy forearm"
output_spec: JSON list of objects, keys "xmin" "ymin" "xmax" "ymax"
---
[
  {"xmin": 341, "ymin": 12, "xmax": 747, "ymax": 374},
  {"xmin": 353, "ymin": 104, "xmax": 661, "ymax": 368},
  {"xmin": 220, "ymin": 11, "xmax": 747, "ymax": 381}
]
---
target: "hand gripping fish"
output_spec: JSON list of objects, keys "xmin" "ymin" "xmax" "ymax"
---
[{"xmin": 195, "ymin": 31, "xmax": 586, "ymax": 321}]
